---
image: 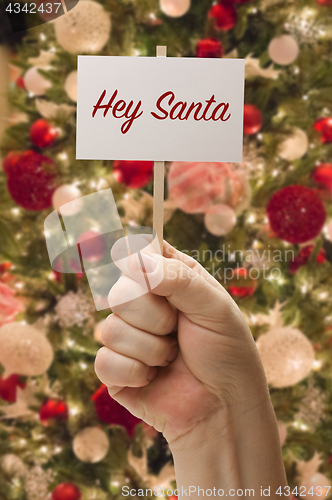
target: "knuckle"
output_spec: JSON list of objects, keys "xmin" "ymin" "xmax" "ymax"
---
[
  {"xmin": 127, "ymin": 358, "xmax": 145, "ymax": 385},
  {"xmin": 101, "ymin": 315, "xmax": 123, "ymax": 347}
]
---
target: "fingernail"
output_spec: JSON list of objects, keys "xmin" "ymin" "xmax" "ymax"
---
[
  {"xmin": 166, "ymin": 344, "xmax": 178, "ymax": 363},
  {"xmin": 136, "ymin": 252, "xmax": 157, "ymax": 273},
  {"xmin": 147, "ymin": 366, "xmax": 158, "ymax": 381}
]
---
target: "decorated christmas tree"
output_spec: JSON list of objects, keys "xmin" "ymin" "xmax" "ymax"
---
[{"xmin": 1, "ymin": 0, "xmax": 332, "ymax": 498}]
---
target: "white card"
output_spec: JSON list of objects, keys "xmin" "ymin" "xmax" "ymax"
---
[{"xmin": 76, "ymin": 56, "xmax": 245, "ymax": 162}]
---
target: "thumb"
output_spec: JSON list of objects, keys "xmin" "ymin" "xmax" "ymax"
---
[{"xmin": 111, "ymin": 235, "xmax": 246, "ymax": 337}]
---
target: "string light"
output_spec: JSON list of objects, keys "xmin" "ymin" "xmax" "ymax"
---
[
  {"xmin": 247, "ymin": 213, "xmax": 256, "ymax": 223},
  {"xmin": 40, "ymin": 33, "xmax": 46, "ymax": 41},
  {"xmin": 11, "ymin": 208, "xmax": 20, "ymax": 215},
  {"xmin": 312, "ymin": 359, "xmax": 323, "ymax": 371}
]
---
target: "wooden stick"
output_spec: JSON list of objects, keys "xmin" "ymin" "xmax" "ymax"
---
[{"xmin": 153, "ymin": 46, "xmax": 167, "ymax": 253}]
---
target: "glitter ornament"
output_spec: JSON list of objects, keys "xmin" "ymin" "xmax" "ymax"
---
[
  {"xmin": 208, "ymin": 2, "xmax": 237, "ymax": 31},
  {"xmin": 54, "ymin": 1, "xmax": 111, "ymax": 54},
  {"xmin": 196, "ymin": 39, "xmax": 224, "ymax": 58},
  {"xmin": 243, "ymin": 104, "xmax": 263, "ymax": 135},
  {"xmin": 204, "ymin": 204, "xmax": 237, "ymax": 236},
  {"xmin": 167, "ymin": 162, "xmax": 250, "ymax": 214},
  {"xmin": 277, "ymin": 422, "xmax": 287, "ymax": 446},
  {"xmin": 73, "ymin": 426, "xmax": 109, "ymax": 463},
  {"xmin": 39, "ymin": 399, "xmax": 69, "ymax": 423},
  {"xmin": 25, "ymin": 466, "xmax": 53, "ymax": 500},
  {"xmin": 295, "ymin": 380, "xmax": 326, "ymax": 431},
  {"xmin": 289, "ymin": 245, "xmax": 326, "ymax": 274},
  {"xmin": 297, "ymin": 453, "xmax": 332, "ymax": 500},
  {"xmin": 267, "ymin": 185, "xmax": 326, "ymax": 244},
  {"xmin": 279, "ymin": 128, "xmax": 308, "ymax": 161},
  {"xmin": 227, "ymin": 267, "xmax": 257, "ymax": 298},
  {"xmin": 113, "ymin": 160, "xmax": 154, "ymax": 188},
  {"xmin": 93, "ymin": 319, "xmax": 106, "ymax": 344},
  {"xmin": 2, "ymin": 151, "xmax": 27, "ymax": 175},
  {"xmin": 52, "ymin": 185, "xmax": 82, "ymax": 216},
  {"xmin": 7, "ymin": 151, "xmax": 58, "ymax": 211},
  {"xmin": 91, "ymin": 384, "xmax": 141, "ymax": 436},
  {"xmin": 54, "ymin": 291, "xmax": 94, "ymax": 328},
  {"xmin": 0, "ymin": 323, "xmax": 53, "ymax": 377},
  {"xmin": 23, "ymin": 66, "xmax": 51, "ymax": 96},
  {"xmin": 52, "ymin": 483, "xmax": 81, "ymax": 500},
  {"xmin": 0, "ymin": 374, "xmax": 26, "ymax": 402},
  {"xmin": 64, "ymin": 71, "xmax": 77, "ymax": 102},
  {"xmin": 160, "ymin": 0, "xmax": 190, "ymax": 17},
  {"xmin": 312, "ymin": 163, "xmax": 332, "ymax": 196},
  {"xmin": 313, "ymin": 117, "xmax": 332, "ymax": 144},
  {"xmin": 1, "ymin": 454, "xmax": 27, "ymax": 478},
  {"xmin": 268, "ymin": 35, "xmax": 299, "ymax": 65},
  {"xmin": 30, "ymin": 119, "xmax": 58, "ymax": 148},
  {"xmin": 256, "ymin": 327, "xmax": 315, "ymax": 388}
]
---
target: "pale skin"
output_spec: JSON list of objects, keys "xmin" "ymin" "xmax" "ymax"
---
[{"xmin": 95, "ymin": 237, "xmax": 289, "ymax": 500}]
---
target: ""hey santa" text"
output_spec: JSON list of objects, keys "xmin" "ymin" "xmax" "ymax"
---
[{"xmin": 92, "ymin": 90, "xmax": 231, "ymax": 134}]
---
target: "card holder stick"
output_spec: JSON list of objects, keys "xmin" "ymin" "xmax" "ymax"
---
[{"xmin": 153, "ymin": 46, "xmax": 167, "ymax": 254}]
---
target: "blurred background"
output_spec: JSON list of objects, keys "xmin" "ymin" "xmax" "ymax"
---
[{"xmin": 0, "ymin": 0, "xmax": 332, "ymax": 499}]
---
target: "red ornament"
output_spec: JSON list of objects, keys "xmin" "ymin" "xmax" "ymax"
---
[
  {"xmin": 16, "ymin": 76, "xmax": 26, "ymax": 90},
  {"xmin": 314, "ymin": 117, "xmax": 332, "ymax": 144},
  {"xmin": 52, "ymin": 483, "xmax": 81, "ymax": 500},
  {"xmin": 77, "ymin": 230, "xmax": 106, "ymax": 263},
  {"xmin": 30, "ymin": 119, "xmax": 58, "ymax": 148},
  {"xmin": 0, "ymin": 374, "xmax": 26, "ymax": 403},
  {"xmin": 196, "ymin": 39, "xmax": 224, "ymax": 58},
  {"xmin": 312, "ymin": 163, "xmax": 332, "ymax": 196},
  {"xmin": 289, "ymin": 245, "xmax": 326, "ymax": 274},
  {"xmin": 39, "ymin": 399, "xmax": 69, "ymax": 423},
  {"xmin": 317, "ymin": 0, "xmax": 332, "ymax": 6},
  {"xmin": 243, "ymin": 104, "xmax": 263, "ymax": 135},
  {"xmin": 328, "ymin": 454, "xmax": 332, "ymax": 464},
  {"xmin": 7, "ymin": 151, "xmax": 58, "ymax": 211},
  {"xmin": 227, "ymin": 268, "xmax": 257, "ymax": 298},
  {"xmin": 2, "ymin": 151, "xmax": 27, "ymax": 176},
  {"xmin": 112, "ymin": 160, "xmax": 154, "ymax": 188},
  {"xmin": 208, "ymin": 2, "xmax": 237, "ymax": 31},
  {"xmin": 91, "ymin": 384, "xmax": 141, "ymax": 436},
  {"xmin": 267, "ymin": 185, "xmax": 326, "ymax": 244}
]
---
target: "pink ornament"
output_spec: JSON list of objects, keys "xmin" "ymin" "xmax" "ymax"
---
[
  {"xmin": 167, "ymin": 162, "xmax": 247, "ymax": 214},
  {"xmin": 0, "ymin": 283, "xmax": 23, "ymax": 327}
]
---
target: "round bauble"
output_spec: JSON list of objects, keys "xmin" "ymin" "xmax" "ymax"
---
[
  {"xmin": 327, "ymin": 219, "xmax": 332, "ymax": 242},
  {"xmin": 16, "ymin": 76, "xmax": 26, "ymax": 90},
  {"xmin": 7, "ymin": 151, "xmax": 58, "ymax": 211},
  {"xmin": 39, "ymin": 399, "xmax": 68, "ymax": 423},
  {"xmin": 91, "ymin": 384, "xmax": 141, "ymax": 436},
  {"xmin": 268, "ymin": 35, "xmax": 299, "ymax": 65},
  {"xmin": 313, "ymin": 117, "xmax": 332, "ymax": 144},
  {"xmin": 54, "ymin": 1, "xmax": 111, "ymax": 54},
  {"xmin": 279, "ymin": 128, "xmax": 308, "ymax": 161},
  {"xmin": 73, "ymin": 426, "xmax": 109, "ymax": 463},
  {"xmin": 23, "ymin": 66, "xmax": 51, "ymax": 96},
  {"xmin": 160, "ymin": 0, "xmax": 190, "ymax": 17},
  {"xmin": 93, "ymin": 319, "xmax": 106, "ymax": 344},
  {"xmin": 77, "ymin": 230, "xmax": 106, "ymax": 262},
  {"xmin": 113, "ymin": 160, "xmax": 154, "ymax": 188},
  {"xmin": 64, "ymin": 71, "xmax": 77, "ymax": 102},
  {"xmin": 243, "ymin": 104, "xmax": 263, "ymax": 135},
  {"xmin": 196, "ymin": 38, "xmax": 224, "ymax": 58},
  {"xmin": 0, "ymin": 323, "xmax": 54, "ymax": 376},
  {"xmin": 256, "ymin": 327, "xmax": 315, "ymax": 388},
  {"xmin": 2, "ymin": 151, "xmax": 25, "ymax": 175},
  {"xmin": 289, "ymin": 245, "xmax": 326, "ymax": 274},
  {"xmin": 30, "ymin": 119, "xmax": 57, "ymax": 148},
  {"xmin": 267, "ymin": 185, "xmax": 326, "ymax": 244},
  {"xmin": 204, "ymin": 204, "xmax": 236, "ymax": 236},
  {"xmin": 0, "ymin": 374, "xmax": 26, "ymax": 403},
  {"xmin": 227, "ymin": 267, "xmax": 257, "ymax": 298},
  {"xmin": 52, "ymin": 185, "xmax": 82, "ymax": 216},
  {"xmin": 208, "ymin": 2, "xmax": 237, "ymax": 31},
  {"xmin": 52, "ymin": 482, "xmax": 81, "ymax": 500},
  {"xmin": 167, "ymin": 162, "xmax": 249, "ymax": 214},
  {"xmin": 277, "ymin": 421, "xmax": 287, "ymax": 446},
  {"xmin": 298, "ymin": 474, "xmax": 331, "ymax": 499},
  {"xmin": 1, "ymin": 454, "xmax": 27, "ymax": 478},
  {"xmin": 312, "ymin": 163, "xmax": 332, "ymax": 196}
]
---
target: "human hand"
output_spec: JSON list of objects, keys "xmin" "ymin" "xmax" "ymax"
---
[{"xmin": 94, "ymin": 236, "xmax": 269, "ymax": 445}]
